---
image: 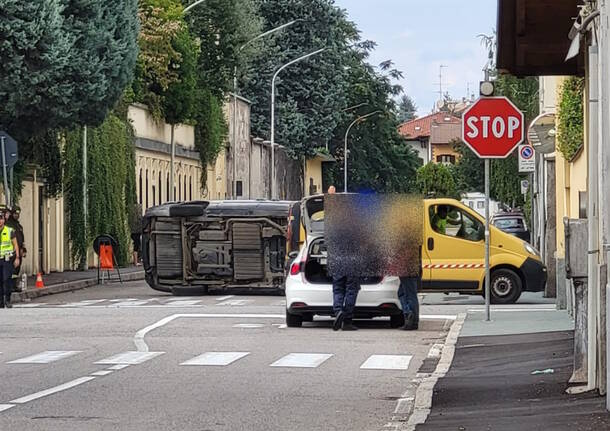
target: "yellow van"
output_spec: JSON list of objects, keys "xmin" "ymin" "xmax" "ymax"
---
[{"xmin": 288, "ymin": 195, "xmax": 546, "ymax": 304}]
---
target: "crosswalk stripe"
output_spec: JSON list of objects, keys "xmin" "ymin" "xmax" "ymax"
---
[
  {"xmin": 181, "ymin": 352, "xmax": 250, "ymax": 366},
  {"xmin": 112, "ymin": 300, "xmax": 151, "ymax": 307},
  {"xmin": 0, "ymin": 404, "xmax": 15, "ymax": 412},
  {"xmin": 232, "ymin": 323, "xmax": 264, "ymax": 328},
  {"xmin": 360, "ymin": 355, "xmax": 412, "ymax": 370},
  {"xmin": 95, "ymin": 351, "xmax": 164, "ymax": 365},
  {"xmin": 91, "ymin": 370, "xmax": 114, "ymax": 376},
  {"xmin": 59, "ymin": 299, "xmax": 107, "ymax": 307},
  {"xmin": 164, "ymin": 300, "xmax": 202, "ymax": 307},
  {"xmin": 216, "ymin": 299, "xmax": 253, "ymax": 306},
  {"xmin": 270, "ymin": 353, "xmax": 333, "ymax": 368},
  {"xmin": 8, "ymin": 351, "xmax": 82, "ymax": 364}
]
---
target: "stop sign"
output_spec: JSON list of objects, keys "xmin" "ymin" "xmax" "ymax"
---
[{"xmin": 461, "ymin": 97, "xmax": 524, "ymax": 158}]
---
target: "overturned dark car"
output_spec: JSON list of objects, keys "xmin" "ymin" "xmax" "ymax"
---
[{"xmin": 142, "ymin": 200, "xmax": 293, "ymax": 295}]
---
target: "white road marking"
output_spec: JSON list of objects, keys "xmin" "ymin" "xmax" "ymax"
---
[
  {"xmin": 468, "ymin": 308, "xmax": 557, "ymax": 313},
  {"xmin": 163, "ymin": 300, "xmax": 202, "ymax": 307},
  {"xmin": 420, "ymin": 314, "xmax": 457, "ymax": 320},
  {"xmin": 272, "ymin": 324, "xmax": 287, "ymax": 329},
  {"xmin": 95, "ymin": 351, "xmax": 164, "ymax": 365},
  {"xmin": 14, "ymin": 303, "xmax": 42, "ymax": 308},
  {"xmin": 90, "ymin": 370, "xmax": 114, "ymax": 376},
  {"xmin": 59, "ymin": 299, "xmax": 107, "ymax": 307},
  {"xmin": 10, "ymin": 376, "xmax": 96, "ymax": 404},
  {"xmin": 215, "ymin": 295, "xmax": 234, "ymax": 301},
  {"xmin": 270, "ymin": 353, "xmax": 333, "ymax": 368},
  {"xmin": 0, "ymin": 404, "xmax": 15, "ymax": 413},
  {"xmin": 8, "ymin": 351, "xmax": 81, "ymax": 364},
  {"xmin": 107, "ymin": 364, "xmax": 131, "ymax": 370},
  {"xmin": 427, "ymin": 344, "xmax": 444, "ymax": 358},
  {"xmin": 360, "ymin": 355, "xmax": 412, "ymax": 370},
  {"xmin": 109, "ymin": 298, "xmax": 138, "ymax": 302},
  {"xmin": 134, "ymin": 313, "xmax": 284, "ymax": 352},
  {"xmin": 112, "ymin": 300, "xmax": 150, "ymax": 307},
  {"xmin": 181, "ymin": 352, "xmax": 250, "ymax": 366},
  {"xmin": 216, "ymin": 299, "xmax": 253, "ymax": 306},
  {"xmin": 232, "ymin": 323, "xmax": 264, "ymax": 329}
]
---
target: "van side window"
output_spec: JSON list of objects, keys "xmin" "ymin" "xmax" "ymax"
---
[{"xmin": 430, "ymin": 205, "xmax": 484, "ymax": 242}]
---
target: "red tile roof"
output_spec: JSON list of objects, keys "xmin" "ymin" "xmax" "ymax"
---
[{"xmin": 398, "ymin": 112, "xmax": 461, "ymax": 140}]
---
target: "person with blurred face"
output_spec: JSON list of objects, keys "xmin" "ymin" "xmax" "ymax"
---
[
  {"xmin": 327, "ymin": 185, "xmax": 336, "ymax": 194},
  {"xmin": 6, "ymin": 207, "xmax": 25, "ymax": 291},
  {"xmin": 0, "ymin": 209, "xmax": 20, "ymax": 308}
]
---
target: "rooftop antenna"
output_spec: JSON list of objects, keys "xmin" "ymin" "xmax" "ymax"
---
[{"xmin": 433, "ymin": 64, "xmax": 448, "ymax": 111}]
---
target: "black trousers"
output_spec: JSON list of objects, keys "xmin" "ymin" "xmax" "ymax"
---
[{"xmin": 0, "ymin": 259, "xmax": 14, "ymax": 305}]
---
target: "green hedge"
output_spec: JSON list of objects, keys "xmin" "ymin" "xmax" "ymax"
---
[{"xmin": 557, "ymin": 77, "xmax": 585, "ymax": 161}]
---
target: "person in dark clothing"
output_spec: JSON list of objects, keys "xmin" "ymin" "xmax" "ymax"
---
[
  {"xmin": 6, "ymin": 207, "xmax": 25, "ymax": 291},
  {"xmin": 332, "ymin": 274, "xmax": 360, "ymax": 331},
  {"xmin": 0, "ymin": 208, "xmax": 20, "ymax": 308},
  {"xmin": 398, "ymin": 246, "xmax": 422, "ymax": 330}
]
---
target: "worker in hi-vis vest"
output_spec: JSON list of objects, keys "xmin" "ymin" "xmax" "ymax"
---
[{"xmin": 0, "ymin": 208, "xmax": 20, "ymax": 308}]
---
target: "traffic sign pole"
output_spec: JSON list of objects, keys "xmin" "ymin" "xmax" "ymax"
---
[
  {"xmin": 462, "ymin": 95, "xmax": 525, "ymax": 323},
  {"xmin": 484, "ymin": 159, "xmax": 491, "ymax": 322},
  {"xmin": 0, "ymin": 136, "xmax": 9, "ymax": 208}
]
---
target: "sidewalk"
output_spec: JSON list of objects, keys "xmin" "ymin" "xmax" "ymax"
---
[
  {"xmin": 11, "ymin": 266, "xmax": 145, "ymax": 303},
  {"xmin": 416, "ymin": 309, "xmax": 610, "ymax": 430}
]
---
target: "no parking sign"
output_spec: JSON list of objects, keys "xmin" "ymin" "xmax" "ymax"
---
[{"xmin": 518, "ymin": 144, "xmax": 535, "ymax": 173}]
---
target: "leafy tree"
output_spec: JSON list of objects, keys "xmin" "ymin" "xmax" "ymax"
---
[
  {"xmin": 132, "ymin": 0, "xmax": 186, "ymax": 119},
  {"xmin": 0, "ymin": 1, "xmax": 73, "ymax": 140},
  {"xmin": 242, "ymin": 0, "xmax": 358, "ymax": 159},
  {"xmin": 556, "ymin": 77, "xmax": 584, "ymax": 161},
  {"xmin": 64, "ymin": 111, "xmax": 136, "ymax": 267},
  {"xmin": 416, "ymin": 162, "xmax": 457, "ymax": 198},
  {"xmin": 397, "ymin": 95, "xmax": 417, "ymax": 123},
  {"xmin": 452, "ymin": 139, "xmax": 484, "ymax": 194},
  {"xmin": 61, "ymin": 0, "xmax": 140, "ymax": 127}
]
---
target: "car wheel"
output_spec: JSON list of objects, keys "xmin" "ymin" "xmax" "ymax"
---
[
  {"xmin": 489, "ymin": 269, "xmax": 522, "ymax": 304},
  {"xmin": 390, "ymin": 314, "xmax": 405, "ymax": 328},
  {"xmin": 285, "ymin": 310, "xmax": 303, "ymax": 327}
]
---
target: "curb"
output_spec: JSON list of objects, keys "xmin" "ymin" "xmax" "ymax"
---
[{"xmin": 12, "ymin": 270, "xmax": 145, "ymax": 303}]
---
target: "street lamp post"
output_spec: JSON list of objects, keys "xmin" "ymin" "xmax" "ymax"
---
[
  {"xmin": 270, "ymin": 48, "xmax": 325, "ymax": 199},
  {"xmin": 233, "ymin": 20, "xmax": 299, "ymax": 200},
  {"xmin": 343, "ymin": 111, "xmax": 381, "ymax": 193}
]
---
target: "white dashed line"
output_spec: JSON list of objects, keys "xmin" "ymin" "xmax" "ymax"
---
[
  {"xmin": 91, "ymin": 370, "xmax": 114, "ymax": 376},
  {"xmin": 360, "ymin": 355, "xmax": 412, "ymax": 370},
  {"xmin": 8, "ymin": 351, "xmax": 82, "ymax": 364},
  {"xmin": 270, "ymin": 353, "xmax": 333, "ymax": 368},
  {"xmin": 10, "ymin": 377, "xmax": 96, "ymax": 404},
  {"xmin": 232, "ymin": 323, "xmax": 265, "ymax": 329},
  {"xmin": 215, "ymin": 295, "xmax": 234, "ymax": 301},
  {"xmin": 181, "ymin": 352, "xmax": 250, "ymax": 366},
  {"xmin": 107, "ymin": 364, "xmax": 131, "ymax": 371},
  {"xmin": 0, "ymin": 404, "xmax": 15, "ymax": 413}
]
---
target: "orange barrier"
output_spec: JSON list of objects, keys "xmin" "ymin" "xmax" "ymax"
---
[{"xmin": 100, "ymin": 244, "xmax": 114, "ymax": 270}]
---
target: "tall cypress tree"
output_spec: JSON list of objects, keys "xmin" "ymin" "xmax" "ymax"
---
[
  {"xmin": 0, "ymin": 0, "xmax": 139, "ymax": 141},
  {"xmin": 0, "ymin": 0, "xmax": 74, "ymax": 140}
]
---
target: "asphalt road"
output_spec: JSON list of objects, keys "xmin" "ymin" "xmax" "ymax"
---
[{"xmin": 0, "ymin": 281, "xmax": 552, "ymax": 431}]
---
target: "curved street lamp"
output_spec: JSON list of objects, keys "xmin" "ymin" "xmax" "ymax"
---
[
  {"xmin": 270, "ymin": 48, "xmax": 325, "ymax": 199},
  {"xmin": 232, "ymin": 20, "xmax": 299, "ymax": 199},
  {"xmin": 343, "ymin": 110, "xmax": 381, "ymax": 193}
]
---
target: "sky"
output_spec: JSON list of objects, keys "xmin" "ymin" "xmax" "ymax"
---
[{"xmin": 333, "ymin": 0, "xmax": 498, "ymax": 117}]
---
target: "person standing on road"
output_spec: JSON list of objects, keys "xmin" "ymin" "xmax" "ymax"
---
[
  {"xmin": 0, "ymin": 209, "xmax": 20, "ymax": 308},
  {"xmin": 392, "ymin": 241, "xmax": 422, "ymax": 331},
  {"xmin": 7, "ymin": 207, "xmax": 25, "ymax": 291},
  {"xmin": 129, "ymin": 203, "xmax": 143, "ymax": 266},
  {"xmin": 332, "ymin": 274, "xmax": 360, "ymax": 331}
]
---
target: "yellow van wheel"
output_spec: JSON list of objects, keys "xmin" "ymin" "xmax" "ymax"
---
[{"xmin": 490, "ymin": 268, "xmax": 522, "ymax": 304}]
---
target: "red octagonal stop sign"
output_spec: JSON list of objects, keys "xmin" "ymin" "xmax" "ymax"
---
[{"xmin": 462, "ymin": 97, "xmax": 524, "ymax": 158}]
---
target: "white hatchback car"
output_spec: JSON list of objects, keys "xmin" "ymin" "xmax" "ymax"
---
[{"xmin": 284, "ymin": 195, "xmax": 404, "ymax": 328}]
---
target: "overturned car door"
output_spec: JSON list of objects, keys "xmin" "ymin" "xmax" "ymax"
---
[{"xmin": 142, "ymin": 200, "xmax": 292, "ymax": 295}]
